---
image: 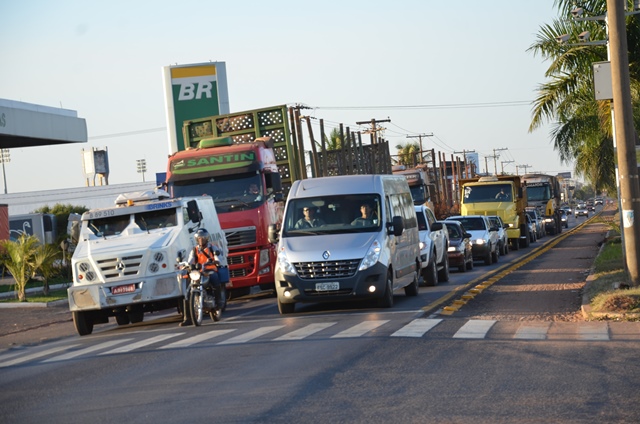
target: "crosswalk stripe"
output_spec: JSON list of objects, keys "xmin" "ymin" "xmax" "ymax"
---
[
  {"xmin": 0, "ymin": 345, "xmax": 80, "ymax": 368},
  {"xmin": 391, "ymin": 318, "xmax": 443, "ymax": 338},
  {"xmin": 160, "ymin": 329, "xmax": 236, "ymax": 349},
  {"xmin": 453, "ymin": 320, "xmax": 496, "ymax": 339},
  {"xmin": 578, "ymin": 323, "xmax": 610, "ymax": 341},
  {"xmin": 514, "ymin": 323, "xmax": 551, "ymax": 340},
  {"xmin": 217, "ymin": 325, "xmax": 284, "ymax": 345},
  {"xmin": 99, "ymin": 333, "xmax": 183, "ymax": 355},
  {"xmin": 43, "ymin": 339, "xmax": 134, "ymax": 363},
  {"xmin": 331, "ymin": 320, "xmax": 389, "ymax": 338},
  {"xmin": 274, "ymin": 322, "xmax": 338, "ymax": 341}
]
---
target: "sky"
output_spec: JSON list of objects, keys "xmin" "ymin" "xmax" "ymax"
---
[{"xmin": 0, "ymin": 0, "xmax": 573, "ymax": 195}]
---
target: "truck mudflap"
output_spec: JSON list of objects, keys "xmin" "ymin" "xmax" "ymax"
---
[{"xmin": 67, "ymin": 274, "xmax": 181, "ymax": 312}]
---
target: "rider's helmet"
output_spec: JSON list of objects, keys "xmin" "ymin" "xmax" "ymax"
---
[{"xmin": 194, "ymin": 228, "xmax": 210, "ymax": 246}]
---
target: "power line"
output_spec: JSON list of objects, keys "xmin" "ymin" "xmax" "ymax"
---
[{"xmin": 315, "ymin": 100, "xmax": 532, "ymax": 111}]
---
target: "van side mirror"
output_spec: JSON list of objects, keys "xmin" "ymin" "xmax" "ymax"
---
[
  {"xmin": 388, "ymin": 216, "xmax": 404, "ymax": 236},
  {"xmin": 186, "ymin": 200, "xmax": 201, "ymax": 223},
  {"xmin": 268, "ymin": 224, "xmax": 279, "ymax": 244}
]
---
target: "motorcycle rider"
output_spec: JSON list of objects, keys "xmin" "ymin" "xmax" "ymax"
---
[{"xmin": 180, "ymin": 228, "xmax": 224, "ymax": 326}]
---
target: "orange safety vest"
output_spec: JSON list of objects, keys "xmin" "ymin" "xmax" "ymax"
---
[{"xmin": 194, "ymin": 246, "xmax": 218, "ymax": 272}]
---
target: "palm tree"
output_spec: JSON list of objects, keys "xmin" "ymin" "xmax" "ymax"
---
[
  {"xmin": 528, "ymin": 0, "xmax": 640, "ymax": 194},
  {"xmin": 33, "ymin": 244, "xmax": 61, "ymax": 296},
  {"xmin": 395, "ymin": 142, "xmax": 421, "ymax": 166},
  {"xmin": 0, "ymin": 235, "xmax": 40, "ymax": 302}
]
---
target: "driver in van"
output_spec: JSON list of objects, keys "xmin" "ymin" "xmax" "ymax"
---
[{"xmin": 351, "ymin": 203, "xmax": 375, "ymax": 226}]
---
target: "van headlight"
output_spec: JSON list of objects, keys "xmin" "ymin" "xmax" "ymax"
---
[
  {"xmin": 277, "ymin": 248, "xmax": 296, "ymax": 275},
  {"xmin": 359, "ymin": 240, "xmax": 381, "ymax": 271}
]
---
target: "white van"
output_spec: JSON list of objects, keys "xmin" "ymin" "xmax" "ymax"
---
[{"xmin": 269, "ymin": 175, "xmax": 420, "ymax": 314}]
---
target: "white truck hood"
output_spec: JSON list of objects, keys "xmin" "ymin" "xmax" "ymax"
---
[{"xmin": 73, "ymin": 229, "xmax": 177, "ymax": 259}]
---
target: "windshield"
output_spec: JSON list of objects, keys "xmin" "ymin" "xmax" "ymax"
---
[
  {"xmin": 447, "ymin": 217, "xmax": 486, "ymax": 231},
  {"xmin": 526, "ymin": 184, "xmax": 551, "ymax": 202},
  {"xmin": 409, "ymin": 185, "xmax": 426, "ymax": 205},
  {"xmin": 170, "ymin": 174, "xmax": 264, "ymax": 213},
  {"xmin": 282, "ymin": 194, "xmax": 382, "ymax": 237},
  {"xmin": 463, "ymin": 183, "xmax": 512, "ymax": 203},
  {"xmin": 87, "ymin": 208, "xmax": 178, "ymax": 237}
]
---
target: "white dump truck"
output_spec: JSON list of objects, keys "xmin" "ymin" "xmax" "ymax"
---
[{"xmin": 67, "ymin": 189, "xmax": 227, "ymax": 336}]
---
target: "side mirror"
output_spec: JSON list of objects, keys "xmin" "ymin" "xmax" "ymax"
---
[
  {"xmin": 463, "ymin": 232, "xmax": 472, "ymax": 239},
  {"xmin": 268, "ymin": 224, "xmax": 279, "ymax": 244},
  {"xmin": 430, "ymin": 222, "xmax": 443, "ymax": 232},
  {"xmin": 388, "ymin": 216, "xmax": 404, "ymax": 236},
  {"xmin": 186, "ymin": 200, "xmax": 201, "ymax": 223}
]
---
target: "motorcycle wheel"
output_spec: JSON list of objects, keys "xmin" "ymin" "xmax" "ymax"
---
[{"xmin": 189, "ymin": 290, "xmax": 204, "ymax": 326}]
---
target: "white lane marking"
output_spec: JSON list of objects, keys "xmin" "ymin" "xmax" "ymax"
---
[
  {"xmin": 514, "ymin": 323, "xmax": 551, "ymax": 340},
  {"xmin": 0, "ymin": 345, "xmax": 80, "ymax": 368},
  {"xmin": 331, "ymin": 320, "xmax": 389, "ymax": 338},
  {"xmin": 391, "ymin": 318, "xmax": 443, "ymax": 338},
  {"xmin": 578, "ymin": 323, "xmax": 610, "ymax": 341},
  {"xmin": 160, "ymin": 329, "xmax": 236, "ymax": 349},
  {"xmin": 99, "ymin": 333, "xmax": 183, "ymax": 355},
  {"xmin": 217, "ymin": 326, "xmax": 284, "ymax": 345},
  {"xmin": 274, "ymin": 322, "xmax": 338, "ymax": 341},
  {"xmin": 453, "ymin": 320, "xmax": 496, "ymax": 339},
  {"xmin": 43, "ymin": 339, "xmax": 134, "ymax": 362}
]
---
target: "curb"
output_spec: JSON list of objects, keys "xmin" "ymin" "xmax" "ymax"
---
[{"xmin": 0, "ymin": 283, "xmax": 71, "ymax": 309}]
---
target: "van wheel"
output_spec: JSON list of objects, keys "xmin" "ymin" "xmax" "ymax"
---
[
  {"xmin": 491, "ymin": 244, "xmax": 499, "ymax": 263},
  {"xmin": 73, "ymin": 311, "xmax": 94, "ymax": 336},
  {"xmin": 404, "ymin": 269, "xmax": 419, "ymax": 297},
  {"xmin": 278, "ymin": 298, "xmax": 295, "ymax": 314},
  {"xmin": 437, "ymin": 256, "xmax": 450, "ymax": 283},
  {"xmin": 378, "ymin": 272, "xmax": 394, "ymax": 308},
  {"xmin": 422, "ymin": 254, "xmax": 438, "ymax": 286}
]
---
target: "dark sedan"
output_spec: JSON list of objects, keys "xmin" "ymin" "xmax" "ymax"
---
[{"xmin": 441, "ymin": 220, "xmax": 473, "ymax": 272}]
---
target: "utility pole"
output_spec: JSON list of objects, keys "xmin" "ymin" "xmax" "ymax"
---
[
  {"xmin": 607, "ymin": 0, "xmax": 640, "ymax": 285},
  {"xmin": 356, "ymin": 118, "xmax": 391, "ymax": 144},
  {"xmin": 454, "ymin": 149, "xmax": 476, "ymax": 178},
  {"xmin": 406, "ymin": 133, "xmax": 433, "ymax": 164},
  {"xmin": 492, "ymin": 148, "xmax": 508, "ymax": 175},
  {"xmin": 501, "ymin": 160, "xmax": 514, "ymax": 175},
  {"xmin": 516, "ymin": 164, "xmax": 530, "ymax": 175}
]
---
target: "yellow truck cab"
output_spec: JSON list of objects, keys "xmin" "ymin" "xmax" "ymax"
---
[{"xmin": 459, "ymin": 175, "xmax": 530, "ymax": 250}]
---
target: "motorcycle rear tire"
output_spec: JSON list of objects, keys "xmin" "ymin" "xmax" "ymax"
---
[{"xmin": 189, "ymin": 290, "xmax": 204, "ymax": 326}]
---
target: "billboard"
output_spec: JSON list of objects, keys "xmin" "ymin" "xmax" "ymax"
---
[{"xmin": 163, "ymin": 62, "xmax": 230, "ymax": 154}]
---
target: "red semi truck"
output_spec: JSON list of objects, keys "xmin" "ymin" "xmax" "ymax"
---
[{"xmin": 165, "ymin": 105, "xmax": 301, "ymax": 297}]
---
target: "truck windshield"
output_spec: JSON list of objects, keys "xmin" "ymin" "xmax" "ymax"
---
[
  {"xmin": 282, "ymin": 194, "xmax": 382, "ymax": 237},
  {"xmin": 170, "ymin": 174, "xmax": 264, "ymax": 213},
  {"xmin": 526, "ymin": 184, "xmax": 551, "ymax": 202},
  {"xmin": 409, "ymin": 185, "xmax": 426, "ymax": 205},
  {"xmin": 87, "ymin": 208, "xmax": 178, "ymax": 237},
  {"xmin": 463, "ymin": 184, "xmax": 512, "ymax": 203}
]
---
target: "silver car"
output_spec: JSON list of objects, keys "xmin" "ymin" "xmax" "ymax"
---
[
  {"xmin": 446, "ymin": 215, "xmax": 500, "ymax": 265},
  {"xmin": 487, "ymin": 215, "xmax": 509, "ymax": 256}
]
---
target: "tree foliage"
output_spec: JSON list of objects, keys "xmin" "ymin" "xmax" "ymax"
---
[
  {"xmin": 33, "ymin": 203, "xmax": 88, "ymax": 246},
  {"xmin": 528, "ymin": 0, "xmax": 640, "ymax": 194}
]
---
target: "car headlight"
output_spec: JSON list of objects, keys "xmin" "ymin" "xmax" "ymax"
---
[
  {"xmin": 544, "ymin": 218, "xmax": 553, "ymax": 223},
  {"xmin": 359, "ymin": 240, "xmax": 381, "ymax": 271},
  {"xmin": 474, "ymin": 238, "xmax": 485, "ymax": 245},
  {"xmin": 419, "ymin": 241, "xmax": 426, "ymax": 250},
  {"xmin": 277, "ymin": 248, "xmax": 296, "ymax": 275},
  {"xmin": 447, "ymin": 246, "xmax": 456, "ymax": 252}
]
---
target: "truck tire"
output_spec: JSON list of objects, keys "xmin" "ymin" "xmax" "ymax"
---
[
  {"xmin": 520, "ymin": 225, "xmax": 530, "ymax": 248},
  {"xmin": 128, "ymin": 307, "xmax": 144, "ymax": 324},
  {"xmin": 73, "ymin": 311, "xmax": 94, "ymax": 336},
  {"xmin": 510, "ymin": 238, "xmax": 519, "ymax": 251},
  {"xmin": 422, "ymin": 254, "xmax": 438, "ymax": 286},
  {"xmin": 437, "ymin": 256, "xmax": 450, "ymax": 283},
  {"xmin": 115, "ymin": 313, "xmax": 130, "ymax": 326}
]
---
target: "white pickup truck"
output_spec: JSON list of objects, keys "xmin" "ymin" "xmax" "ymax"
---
[
  {"xmin": 67, "ymin": 189, "xmax": 227, "ymax": 336},
  {"xmin": 414, "ymin": 205, "xmax": 449, "ymax": 286}
]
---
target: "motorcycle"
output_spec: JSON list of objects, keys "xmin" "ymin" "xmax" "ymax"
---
[{"xmin": 177, "ymin": 253, "xmax": 227, "ymax": 326}]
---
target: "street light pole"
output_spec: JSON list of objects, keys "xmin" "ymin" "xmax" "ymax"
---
[
  {"xmin": 0, "ymin": 149, "xmax": 10, "ymax": 194},
  {"xmin": 607, "ymin": 0, "xmax": 640, "ymax": 285}
]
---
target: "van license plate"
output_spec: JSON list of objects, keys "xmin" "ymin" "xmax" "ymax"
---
[
  {"xmin": 316, "ymin": 282, "xmax": 339, "ymax": 291},
  {"xmin": 112, "ymin": 284, "xmax": 136, "ymax": 295}
]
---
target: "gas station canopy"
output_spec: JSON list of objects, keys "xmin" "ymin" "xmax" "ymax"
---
[{"xmin": 0, "ymin": 99, "xmax": 87, "ymax": 148}]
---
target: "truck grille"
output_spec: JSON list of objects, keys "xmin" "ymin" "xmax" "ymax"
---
[
  {"xmin": 97, "ymin": 255, "xmax": 143, "ymax": 280},
  {"xmin": 225, "ymin": 228, "xmax": 257, "ymax": 248},
  {"xmin": 293, "ymin": 259, "xmax": 360, "ymax": 280}
]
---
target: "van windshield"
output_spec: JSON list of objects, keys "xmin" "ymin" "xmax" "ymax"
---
[{"xmin": 282, "ymin": 194, "xmax": 382, "ymax": 237}]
